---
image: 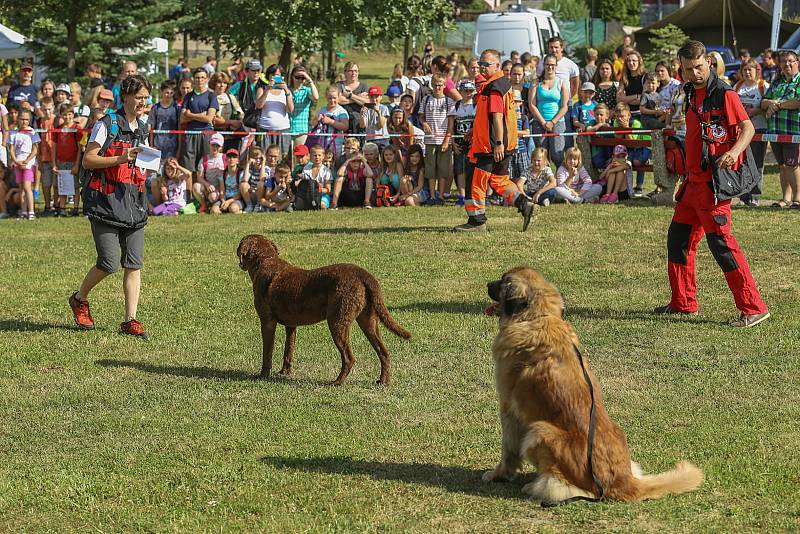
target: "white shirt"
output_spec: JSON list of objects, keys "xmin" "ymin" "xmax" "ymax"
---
[
  {"xmin": 302, "ymin": 163, "xmax": 332, "ymax": 189},
  {"xmin": 657, "ymin": 79, "xmax": 682, "ymax": 111},
  {"xmin": 736, "ymin": 82, "xmax": 769, "ymax": 131},
  {"xmin": 88, "ymin": 117, "xmax": 149, "ymax": 149}
]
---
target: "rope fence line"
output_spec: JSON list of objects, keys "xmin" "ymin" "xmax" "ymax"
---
[{"xmin": 21, "ymin": 127, "xmax": 792, "ymax": 143}]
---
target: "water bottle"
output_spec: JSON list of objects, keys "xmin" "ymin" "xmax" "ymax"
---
[{"xmin": 34, "ymin": 188, "xmax": 40, "ymax": 201}]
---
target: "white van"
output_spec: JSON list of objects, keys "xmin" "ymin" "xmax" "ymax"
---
[{"xmin": 473, "ymin": 9, "xmax": 561, "ymax": 61}]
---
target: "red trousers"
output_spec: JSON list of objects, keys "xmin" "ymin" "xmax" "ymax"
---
[{"xmin": 667, "ymin": 180, "xmax": 767, "ymax": 315}]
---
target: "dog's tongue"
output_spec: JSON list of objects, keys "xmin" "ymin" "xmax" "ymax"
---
[{"xmin": 485, "ymin": 302, "xmax": 499, "ymax": 316}]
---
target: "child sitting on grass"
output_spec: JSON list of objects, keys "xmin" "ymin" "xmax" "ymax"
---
[
  {"xmin": 152, "ymin": 158, "xmax": 191, "ymax": 216},
  {"xmin": 554, "ymin": 147, "xmax": 602, "ymax": 203},
  {"xmin": 376, "ymin": 144, "xmax": 404, "ymax": 206},
  {"xmin": 398, "ymin": 144, "xmax": 426, "ymax": 206},
  {"xmin": 214, "ymin": 148, "xmax": 245, "ymax": 214},
  {"xmin": 331, "ymin": 152, "xmax": 374, "ymax": 209},
  {"xmin": 260, "ymin": 162, "xmax": 294, "ymax": 212},
  {"xmin": 525, "ymin": 147, "xmax": 557, "ymax": 206},
  {"xmin": 598, "ymin": 144, "xmax": 630, "ymax": 204}
]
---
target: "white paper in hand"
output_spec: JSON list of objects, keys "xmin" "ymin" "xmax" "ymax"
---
[
  {"xmin": 57, "ymin": 170, "xmax": 75, "ymax": 196},
  {"xmin": 135, "ymin": 146, "xmax": 162, "ymax": 172}
]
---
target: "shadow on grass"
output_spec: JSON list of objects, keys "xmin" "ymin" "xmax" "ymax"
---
[
  {"xmin": 96, "ymin": 359, "xmax": 253, "ymax": 380},
  {"xmin": 269, "ymin": 225, "xmax": 449, "ymax": 235},
  {"xmin": 96, "ymin": 358, "xmax": 335, "ymax": 386},
  {"xmin": 0, "ymin": 319, "xmax": 80, "ymax": 332},
  {"xmin": 261, "ymin": 455, "xmax": 531, "ymax": 499},
  {"xmin": 394, "ymin": 300, "xmax": 482, "ymax": 314},
  {"xmin": 566, "ymin": 306, "xmax": 721, "ymax": 325}
]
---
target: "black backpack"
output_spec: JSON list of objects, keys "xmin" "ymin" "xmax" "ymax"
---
[
  {"xmin": 411, "ymin": 76, "xmax": 432, "ymax": 119},
  {"xmin": 292, "ymin": 178, "xmax": 322, "ymax": 210}
]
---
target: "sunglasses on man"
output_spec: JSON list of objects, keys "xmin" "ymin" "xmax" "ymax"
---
[{"xmin": 477, "ymin": 61, "xmax": 496, "ymax": 67}]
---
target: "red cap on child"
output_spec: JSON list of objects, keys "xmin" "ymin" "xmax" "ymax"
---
[{"xmin": 293, "ymin": 145, "xmax": 309, "ymax": 156}]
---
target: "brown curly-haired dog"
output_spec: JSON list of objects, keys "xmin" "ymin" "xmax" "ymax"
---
[
  {"xmin": 237, "ymin": 234, "xmax": 411, "ymax": 385},
  {"xmin": 483, "ymin": 266, "xmax": 703, "ymax": 503}
]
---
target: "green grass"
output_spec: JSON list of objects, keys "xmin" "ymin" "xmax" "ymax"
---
[{"xmin": 1, "ymin": 175, "xmax": 799, "ymax": 532}]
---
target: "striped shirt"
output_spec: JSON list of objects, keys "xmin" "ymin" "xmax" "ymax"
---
[
  {"xmin": 419, "ymin": 95, "xmax": 455, "ymax": 145},
  {"xmin": 764, "ymin": 72, "xmax": 800, "ymax": 135}
]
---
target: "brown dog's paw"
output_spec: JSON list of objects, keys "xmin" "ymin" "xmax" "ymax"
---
[
  {"xmin": 376, "ymin": 377, "xmax": 390, "ymax": 386},
  {"xmin": 277, "ymin": 367, "xmax": 292, "ymax": 376},
  {"xmin": 483, "ymin": 467, "xmax": 514, "ymax": 483},
  {"xmin": 253, "ymin": 370, "xmax": 271, "ymax": 380}
]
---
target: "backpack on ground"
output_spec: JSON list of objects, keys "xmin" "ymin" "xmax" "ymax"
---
[
  {"xmin": 292, "ymin": 178, "xmax": 322, "ymax": 210},
  {"xmin": 375, "ymin": 184, "xmax": 392, "ymax": 207}
]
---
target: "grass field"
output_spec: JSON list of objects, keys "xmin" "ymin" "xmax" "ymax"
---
[{"xmin": 1, "ymin": 173, "xmax": 799, "ymax": 533}]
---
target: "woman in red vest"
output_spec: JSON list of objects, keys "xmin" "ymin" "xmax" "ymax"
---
[{"xmin": 69, "ymin": 75, "xmax": 153, "ymax": 339}]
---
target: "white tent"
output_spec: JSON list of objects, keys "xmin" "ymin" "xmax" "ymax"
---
[{"xmin": 0, "ymin": 23, "xmax": 31, "ymax": 60}]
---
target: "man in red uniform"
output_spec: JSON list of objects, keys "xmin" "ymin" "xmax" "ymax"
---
[
  {"xmin": 453, "ymin": 49, "xmax": 534, "ymax": 232},
  {"xmin": 655, "ymin": 41, "xmax": 770, "ymax": 327}
]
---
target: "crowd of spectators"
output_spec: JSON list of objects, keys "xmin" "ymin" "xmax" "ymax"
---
[{"xmin": 1, "ymin": 36, "xmax": 799, "ymax": 219}]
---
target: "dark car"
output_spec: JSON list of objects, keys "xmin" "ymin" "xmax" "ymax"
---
[{"xmin": 706, "ymin": 45, "xmax": 741, "ymax": 79}]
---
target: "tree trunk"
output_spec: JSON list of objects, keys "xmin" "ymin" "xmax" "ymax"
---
[
  {"xmin": 214, "ymin": 37, "xmax": 221, "ymax": 63},
  {"xmin": 278, "ymin": 37, "xmax": 293, "ymax": 73},
  {"xmin": 65, "ymin": 20, "xmax": 78, "ymax": 81},
  {"xmin": 327, "ymin": 41, "xmax": 335, "ymax": 83},
  {"xmin": 258, "ymin": 38, "xmax": 266, "ymax": 69},
  {"xmin": 183, "ymin": 31, "xmax": 188, "ymax": 59},
  {"xmin": 403, "ymin": 35, "xmax": 411, "ymax": 63}
]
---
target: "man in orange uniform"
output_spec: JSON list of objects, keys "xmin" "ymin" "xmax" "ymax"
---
[{"xmin": 453, "ymin": 49, "xmax": 534, "ymax": 232}]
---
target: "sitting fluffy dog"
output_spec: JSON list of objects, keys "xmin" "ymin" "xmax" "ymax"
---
[
  {"xmin": 483, "ymin": 267, "xmax": 703, "ymax": 503},
  {"xmin": 237, "ymin": 235, "xmax": 411, "ymax": 385}
]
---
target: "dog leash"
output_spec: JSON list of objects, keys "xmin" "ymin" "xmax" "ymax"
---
[{"xmin": 540, "ymin": 345, "xmax": 605, "ymax": 508}]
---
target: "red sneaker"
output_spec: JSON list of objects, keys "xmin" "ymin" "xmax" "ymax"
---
[
  {"xmin": 197, "ymin": 203, "xmax": 207, "ymax": 213},
  {"xmin": 120, "ymin": 319, "xmax": 150, "ymax": 340},
  {"xmin": 69, "ymin": 292, "xmax": 95, "ymax": 330}
]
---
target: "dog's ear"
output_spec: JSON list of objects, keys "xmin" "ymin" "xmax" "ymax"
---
[
  {"xmin": 502, "ymin": 277, "xmax": 529, "ymax": 316},
  {"xmin": 238, "ymin": 235, "xmax": 279, "ymax": 270}
]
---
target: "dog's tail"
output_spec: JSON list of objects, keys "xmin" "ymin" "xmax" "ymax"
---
[
  {"xmin": 364, "ymin": 275, "xmax": 411, "ymax": 339},
  {"xmin": 629, "ymin": 461, "xmax": 704, "ymax": 501}
]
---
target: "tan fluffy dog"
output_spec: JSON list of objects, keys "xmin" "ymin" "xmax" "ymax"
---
[
  {"xmin": 483, "ymin": 267, "xmax": 703, "ymax": 503},
  {"xmin": 237, "ymin": 235, "xmax": 411, "ymax": 385}
]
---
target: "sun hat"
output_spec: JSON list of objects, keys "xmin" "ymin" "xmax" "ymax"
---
[
  {"xmin": 210, "ymin": 132, "xmax": 225, "ymax": 146},
  {"xmin": 97, "ymin": 88, "xmax": 114, "ymax": 101},
  {"xmin": 613, "ymin": 144, "xmax": 628, "ymax": 156}
]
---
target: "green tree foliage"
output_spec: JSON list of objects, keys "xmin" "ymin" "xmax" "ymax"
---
[
  {"xmin": 644, "ymin": 24, "xmax": 689, "ymax": 66},
  {"xmin": 2, "ymin": 0, "xmax": 186, "ymax": 82},
  {"xmin": 543, "ymin": 0, "xmax": 589, "ymax": 21},
  {"xmin": 590, "ymin": 0, "xmax": 640, "ymax": 25}
]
